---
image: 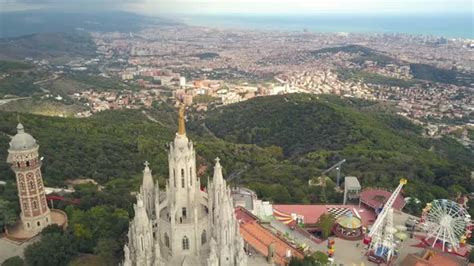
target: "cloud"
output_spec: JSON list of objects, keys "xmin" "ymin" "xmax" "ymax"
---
[{"xmin": 1, "ymin": 0, "xmax": 471, "ymax": 14}]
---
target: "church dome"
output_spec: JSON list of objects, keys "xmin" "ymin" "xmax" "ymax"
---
[{"xmin": 9, "ymin": 123, "xmax": 37, "ymax": 151}]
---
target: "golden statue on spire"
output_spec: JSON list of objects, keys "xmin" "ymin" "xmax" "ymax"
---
[{"xmin": 178, "ymin": 104, "xmax": 186, "ymax": 135}]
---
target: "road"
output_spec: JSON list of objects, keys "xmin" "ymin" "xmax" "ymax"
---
[
  {"xmin": 33, "ymin": 73, "xmax": 58, "ymax": 85},
  {"xmin": 141, "ymin": 110, "xmax": 166, "ymax": 127},
  {"xmin": 0, "ymin": 97, "xmax": 30, "ymax": 106},
  {"xmin": 0, "ymin": 237, "xmax": 38, "ymax": 263}
]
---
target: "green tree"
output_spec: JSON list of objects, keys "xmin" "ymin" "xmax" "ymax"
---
[
  {"xmin": 94, "ymin": 238, "xmax": 121, "ymax": 266},
  {"xmin": 312, "ymin": 251, "xmax": 329, "ymax": 264},
  {"xmin": 0, "ymin": 199, "xmax": 17, "ymax": 230},
  {"xmin": 40, "ymin": 224, "xmax": 63, "ymax": 235},
  {"xmin": 24, "ymin": 232, "xmax": 77, "ymax": 266},
  {"xmin": 316, "ymin": 213, "xmax": 335, "ymax": 239},
  {"xmin": 403, "ymin": 198, "xmax": 421, "ymax": 216},
  {"xmin": 1, "ymin": 256, "xmax": 24, "ymax": 266},
  {"xmin": 289, "ymin": 255, "xmax": 325, "ymax": 266}
]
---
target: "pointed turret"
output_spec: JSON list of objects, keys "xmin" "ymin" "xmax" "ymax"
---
[
  {"xmin": 141, "ymin": 161, "xmax": 155, "ymax": 217},
  {"xmin": 213, "ymin": 157, "xmax": 224, "ymax": 187},
  {"xmin": 143, "ymin": 161, "xmax": 154, "ymax": 190},
  {"xmin": 177, "ymin": 104, "xmax": 186, "ymax": 136}
]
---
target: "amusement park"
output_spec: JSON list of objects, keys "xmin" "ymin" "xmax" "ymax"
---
[{"xmin": 233, "ymin": 171, "xmax": 473, "ymax": 265}]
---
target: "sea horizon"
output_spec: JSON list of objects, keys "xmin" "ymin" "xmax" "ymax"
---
[{"xmin": 177, "ymin": 13, "xmax": 474, "ymax": 39}]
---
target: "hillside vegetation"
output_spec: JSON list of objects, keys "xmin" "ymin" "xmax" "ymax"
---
[
  {"xmin": 311, "ymin": 45, "xmax": 473, "ymax": 86},
  {"xmin": 202, "ymin": 94, "xmax": 473, "ymax": 204},
  {"xmin": 311, "ymin": 45, "xmax": 397, "ymax": 66},
  {"xmin": 0, "ymin": 95, "xmax": 472, "ymax": 213},
  {"xmin": 0, "ymin": 60, "xmax": 33, "ymax": 72},
  {"xmin": 0, "ymin": 32, "xmax": 96, "ymax": 63}
]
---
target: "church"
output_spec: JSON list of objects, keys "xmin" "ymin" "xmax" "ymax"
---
[{"xmin": 123, "ymin": 106, "xmax": 248, "ymax": 266}]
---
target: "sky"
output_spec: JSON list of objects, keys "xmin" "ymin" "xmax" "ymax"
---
[{"xmin": 1, "ymin": 0, "xmax": 472, "ymax": 15}]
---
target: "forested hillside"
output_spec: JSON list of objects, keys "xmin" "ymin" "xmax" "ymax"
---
[
  {"xmin": 201, "ymin": 94, "xmax": 473, "ymax": 204},
  {"xmin": 0, "ymin": 94, "xmax": 472, "ymax": 212}
]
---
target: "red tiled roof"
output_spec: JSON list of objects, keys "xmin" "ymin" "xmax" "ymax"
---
[
  {"xmin": 360, "ymin": 188, "xmax": 406, "ymax": 211},
  {"xmin": 401, "ymin": 250, "xmax": 467, "ymax": 266},
  {"xmin": 235, "ymin": 207, "xmax": 304, "ymax": 266}
]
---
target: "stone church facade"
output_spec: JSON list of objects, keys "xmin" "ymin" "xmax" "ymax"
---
[{"xmin": 123, "ymin": 107, "xmax": 247, "ymax": 266}]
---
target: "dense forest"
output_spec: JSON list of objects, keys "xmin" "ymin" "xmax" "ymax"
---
[{"xmin": 201, "ymin": 94, "xmax": 473, "ymax": 205}]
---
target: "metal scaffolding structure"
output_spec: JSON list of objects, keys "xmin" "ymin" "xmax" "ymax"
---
[{"xmin": 366, "ymin": 178, "xmax": 407, "ymax": 263}]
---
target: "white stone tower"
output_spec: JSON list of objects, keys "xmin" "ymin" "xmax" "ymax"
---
[
  {"xmin": 123, "ymin": 105, "xmax": 247, "ymax": 266},
  {"xmin": 7, "ymin": 123, "xmax": 51, "ymax": 232}
]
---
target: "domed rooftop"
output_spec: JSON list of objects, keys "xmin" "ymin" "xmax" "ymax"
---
[{"xmin": 9, "ymin": 123, "xmax": 37, "ymax": 151}]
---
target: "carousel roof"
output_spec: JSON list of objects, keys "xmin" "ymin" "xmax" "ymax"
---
[{"xmin": 336, "ymin": 215, "xmax": 362, "ymax": 229}]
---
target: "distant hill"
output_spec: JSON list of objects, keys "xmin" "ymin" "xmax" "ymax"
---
[
  {"xmin": 311, "ymin": 44, "xmax": 474, "ymax": 86},
  {"xmin": 0, "ymin": 32, "xmax": 96, "ymax": 62},
  {"xmin": 410, "ymin": 63, "xmax": 474, "ymax": 87},
  {"xmin": 311, "ymin": 45, "xmax": 398, "ymax": 67},
  {"xmin": 0, "ymin": 60, "xmax": 46, "ymax": 97},
  {"xmin": 0, "ymin": 60, "xmax": 33, "ymax": 72},
  {"xmin": 0, "ymin": 11, "xmax": 179, "ymax": 38}
]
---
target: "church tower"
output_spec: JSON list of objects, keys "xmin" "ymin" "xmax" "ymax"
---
[
  {"xmin": 123, "ymin": 105, "xmax": 247, "ymax": 265},
  {"xmin": 7, "ymin": 123, "xmax": 51, "ymax": 232},
  {"xmin": 163, "ymin": 104, "xmax": 205, "ymax": 258}
]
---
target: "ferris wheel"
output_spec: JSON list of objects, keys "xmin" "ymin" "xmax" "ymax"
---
[{"xmin": 422, "ymin": 199, "xmax": 472, "ymax": 251}]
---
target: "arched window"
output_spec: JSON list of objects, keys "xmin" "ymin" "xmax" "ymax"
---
[
  {"xmin": 141, "ymin": 236, "xmax": 144, "ymax": 251},
  {"xmin": 20, "ymin": 182, "xmax": 25, "ymax": 191},
  {"xmin": 182, "ymin": 236, "xmax": 189, "ymax": 250},
  {"xmin": 164, "ymin": 233, "xmax": 170, "ymax": 248},
  {"xmin": 181, "ymin": 169, "xmax": 185, "ymax": 188},
  {"xmin": 29, "ymin": 180, "xmax": 34, "ymax": 190},
  {"xmin": 181, "ymin": 168, "xmax": 185, "ymax": 178},
  {"xmin": 182, "ymin": 207, "xmax": 187, "ymax": 219},
  {"xmin": 23, "ymin": 202, "xmax": 28, "ymax": 210},
  {"xmin": 201, "ymin": 230, "xmax": 207, "ymax": 245},
  {"xmin": 26, "ymin": 161, "xmax": 30, "ymax": 167},
  {"xmin": 32, "ymin": 201, "xmax": 38, "ymax": 209}
]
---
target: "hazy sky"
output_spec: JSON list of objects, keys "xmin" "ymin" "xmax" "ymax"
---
[{"xmin": 1, "ymin": 0, "xmax": 472, "ymax": 14}]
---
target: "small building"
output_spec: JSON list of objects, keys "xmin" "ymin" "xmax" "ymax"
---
[
  {"xmin": 343, "ymin": 176, "xmax": 361, "ymax": 205},
  {"xmin": 360, "ymin": 187, "xmax": 406, "ymax": 213}
]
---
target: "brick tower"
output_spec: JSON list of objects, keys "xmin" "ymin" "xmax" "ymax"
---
[{"xmin": 7, "ymin": 123, "xmax": 51, "ymax": 232}]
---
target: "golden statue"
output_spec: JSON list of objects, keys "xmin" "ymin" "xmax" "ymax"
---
[{"xmin": 178, "ymin": 104, "xmax": 186, "ymax": 135}]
